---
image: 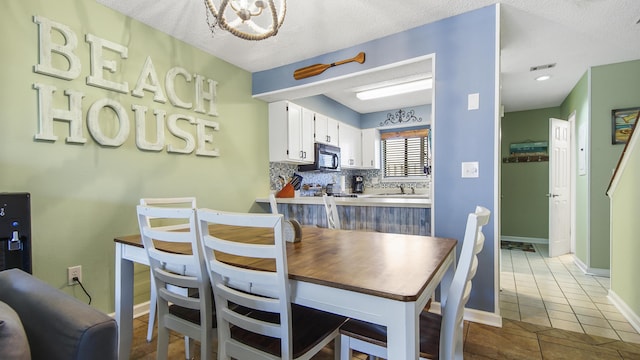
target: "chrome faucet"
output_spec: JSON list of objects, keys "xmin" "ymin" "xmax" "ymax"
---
[{"xmin": 399, "ymin": 184, "xmax": 405, "ymax": 194}]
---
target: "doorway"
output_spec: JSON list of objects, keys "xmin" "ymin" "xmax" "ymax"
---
[{"xmin": 548, "ymin": 116, "xmax": 572, "ymax": 257}]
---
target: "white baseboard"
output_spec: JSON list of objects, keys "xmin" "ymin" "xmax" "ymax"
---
[
  {"xmin": 133, "ymin": 301, "xmax": 152, "ymax": 318},
  {"xmin": 608, "ymin": 290, "xmax": 640, "ymax": 333},
  {"xmin": 430, "ymin": 302, "xmax": 502, "ymax": 328},
  {"xmin": 108, "ymin": 300, "xmax": 151, "ymax": 319},
  {"xmin": 501, "ymin": 236, "xmax": 548, "ymax": 245},
  {"xmin": 573, "ymin": 255, "xmax": 610, "ymax": 278}
]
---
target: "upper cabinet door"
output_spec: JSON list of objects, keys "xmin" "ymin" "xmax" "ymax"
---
[
  {"xmin": 268, "ymin": 101, "xmax": 314, "ymax": 164},
  {"xmin": 361, "ymin": 128, "xmax": 381, "ymax": 169},
  {"xmin": 315, "ymin": 113, "xmax": 339, "ymax": 146},
  {"xmin": 300, "ymin": 107, "xmax": 315, "ymax": 162},
  {"xmin": 339, "ymin": 123, "xmax": 361, "ymax": 168}
]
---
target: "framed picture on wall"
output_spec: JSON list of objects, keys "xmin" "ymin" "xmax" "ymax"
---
[{"xmin": 611, "ymin": 107, "xmax": 640, "ymax": 144}]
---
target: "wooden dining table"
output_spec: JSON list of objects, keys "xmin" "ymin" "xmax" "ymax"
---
[{"xmin": 114, "ymin": 225, "xmax": 457, "ymax": 359}]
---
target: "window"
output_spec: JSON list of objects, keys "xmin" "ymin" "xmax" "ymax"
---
[{"xmin": 382, "ymin": 128, "xmax": 431, "ymax": 179}]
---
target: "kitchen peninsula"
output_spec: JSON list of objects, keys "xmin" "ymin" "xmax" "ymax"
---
[{"xmin": 256, "ymin": 195, "xmax": 432, "ymax": 235}]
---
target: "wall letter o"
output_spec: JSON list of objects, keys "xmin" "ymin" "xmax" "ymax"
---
[{"xmin": 87, "ymin": 98, "xmax": 130, "ymax": 147}]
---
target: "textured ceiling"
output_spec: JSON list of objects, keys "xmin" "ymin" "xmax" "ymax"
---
[{"xmin": 97, "ymin": 0, "xmax": 640, "ymax": 113}]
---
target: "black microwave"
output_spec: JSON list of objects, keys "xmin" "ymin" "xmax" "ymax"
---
[{"xmin": 298, "ymin": 143, "xmax": 341, "ymax": 172}]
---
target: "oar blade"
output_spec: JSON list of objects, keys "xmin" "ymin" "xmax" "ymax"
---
[{"xmin": 293, "ymin": 63, "xmax": 331, "ymax": 80}]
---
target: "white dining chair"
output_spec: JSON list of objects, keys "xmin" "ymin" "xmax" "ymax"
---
[
  {"xmin": 137, "ymin": 205, "xmax": 214, "ymax": 360},
  {"xmin": 269, "ymin": 193, "xmax": 279, "ymax": 214},
  {"xmin": 196, "ymin": 208, "xmax": 347, "ymax": 360},
  {"xmin": 139, "ymin": 197, "xmax": 196, "ymax": 349},
  {"xmin": 339, "ymin": 206, "xmax": 491, "ymax": 360},
  {"xmin": 322, "ymin": 193, "xmax": 341, "ymax": 229}
]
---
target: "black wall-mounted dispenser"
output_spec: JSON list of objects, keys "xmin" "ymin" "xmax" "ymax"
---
[{"xmin": 0, "ymin": 193, "xmax": 32, "ymax": 273}]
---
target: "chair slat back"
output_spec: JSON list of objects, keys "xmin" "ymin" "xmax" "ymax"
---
[
  {"xmin": 322, "ymin": 194, "xmax": 341, "ymax": 229},
  {"xmin": 197, "ymin": 208, "xmax": 293, "ymax": 360},
  {"xmin": 137, "ymin": 205, "xmax": 210, "ymax": 311},
  {"xmin": 140, "ymin": 197, "xmax": 197, "ymax": 207},
  {"xmin": 440, "ymin": 206, "xmax": 490, "ymax": 360},
  {"xmin": 140, "ymin": 197, "xmax": 197, "ymax": 231}
]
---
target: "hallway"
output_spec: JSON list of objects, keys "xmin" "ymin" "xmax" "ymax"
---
[{"xmin": 500, "ymin": 244, "xmax": 640, "ymax": 343}]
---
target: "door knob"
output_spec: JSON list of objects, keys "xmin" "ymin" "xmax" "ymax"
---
[{"xmin": 546, "ymin": 193, "xmax": 559, "ymax": 198}]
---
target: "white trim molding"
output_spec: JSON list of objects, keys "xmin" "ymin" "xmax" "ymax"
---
[
  {"xmin": 573, "ymin": 255, "xmax": 610, "ymax": 277},
  {"xmin": 109, "ymin": 300, "xmax": 151, "ymax": 319},
  {"xmin": 609, "ymin": 290, "xmax": 640, "ymax": 333},
  {"xmin": 430, "ymin": 302, "xmax": 502, "ymax": 328}
]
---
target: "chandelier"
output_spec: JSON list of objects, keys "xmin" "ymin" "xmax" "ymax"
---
[{"xmin": 204, "ymin": 0, "xmax": 286, "ymax": 41}]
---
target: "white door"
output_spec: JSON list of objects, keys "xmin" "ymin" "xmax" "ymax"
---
[{"xmin": 549, "ymin": 118, "xmax": 571, "ymax": 257}]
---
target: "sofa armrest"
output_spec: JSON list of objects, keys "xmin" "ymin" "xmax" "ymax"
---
[{"xmin": 0, "ymin": 269, "xmax": 117, "ymax": 360}]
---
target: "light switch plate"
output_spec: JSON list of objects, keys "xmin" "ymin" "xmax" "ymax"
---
[
  {"xmin": 468, "ymin": 93, "xmax": 479, "ymax": 110},
  {"xmin": 462, "ymin": 161, "xmax": 479, "ymax": 178}
]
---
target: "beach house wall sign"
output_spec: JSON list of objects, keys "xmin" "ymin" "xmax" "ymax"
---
[{"xmin": 31, "ymin": 15, "xmax": 220, "ymax": 157}]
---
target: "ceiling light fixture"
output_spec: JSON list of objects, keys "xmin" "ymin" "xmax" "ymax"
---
[
  {"xmin": 356, "ymin": 78, "xmax": 433, "ymax": 100},
  {"xmin": 204, "ymin": 0, "xmax": 286, "ymax": 41},
  {"xmin": 535, "ymin": 75, "xmax": 551, "ymax": 81}
]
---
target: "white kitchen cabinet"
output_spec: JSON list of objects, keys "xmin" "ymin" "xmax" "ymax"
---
[
  {"xmin": 361, "ymin": 128, "xmax": 381, "ymax": 169},
  {"xmin": 268, "ymin": 101, "xmax": 315, "ymax": 164},
  {"xmin": 314, "ymin": 113, "xmax": 339, "ymax": 146},
  {"xmin": 339, "ymin": 122, "xmax": 361, "ymax": 168}
]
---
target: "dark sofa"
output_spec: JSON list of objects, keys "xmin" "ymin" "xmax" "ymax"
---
[{"xmin": 0, "ymin": 268, "xmax": 117, "ymax": 360}]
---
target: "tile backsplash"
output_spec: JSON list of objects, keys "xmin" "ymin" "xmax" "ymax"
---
[{"xmin": 269, "ymin": 162, "xmax": 430, "ymax": 194}]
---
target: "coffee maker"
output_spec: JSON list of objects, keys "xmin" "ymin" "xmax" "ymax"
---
[{"xmin": 352, "ymin": 175, "xmax": 364, "ymax": 194}]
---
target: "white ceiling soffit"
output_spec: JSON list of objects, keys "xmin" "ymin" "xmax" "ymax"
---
[{"xmin": 97, "ymin": 0, "xmax": 640, "ymax": 113}]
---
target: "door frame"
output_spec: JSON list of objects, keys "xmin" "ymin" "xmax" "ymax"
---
[{"xmin": 569, "ymin": 111, "xmax": 576, "ymax": 253}]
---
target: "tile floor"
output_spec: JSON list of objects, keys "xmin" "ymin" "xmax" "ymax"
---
[{"xmin": 500, "ymin": 243, "xmax": 640, "ymax": 344}]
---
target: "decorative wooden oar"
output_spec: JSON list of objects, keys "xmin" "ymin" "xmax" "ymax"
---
[{"xmin": 293, "ymin": 52, "xmax": 366, "ymax": 80}]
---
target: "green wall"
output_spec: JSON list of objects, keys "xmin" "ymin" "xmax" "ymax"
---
[
  {"xmin": 501, "ymin": 107, "xmax": 561, "ymax": 240},
  {"xmin": 609, "ymin": 132, "xmax": 640, "ymax": 318},
  {"xmin": 560, "ymin": 72, "xmax": 589, "ymax": 263},
  {"xmin": 560, "ymin": 60, "xmax": 640, "ymax": 271},
  {"xmin": 1, "ymin": 0, "xmax": 270, "ymax": 312},
  {"xmin": 588, "ymin": 60, "xmax": 640, "ymax": 269}
]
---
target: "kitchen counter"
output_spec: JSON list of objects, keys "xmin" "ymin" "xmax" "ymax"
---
[
  {"xmin": 255, "ymin": 194, "xmax": 431, "ymax": 209},
  {"xmin": 256, "ymin": 194, "xmax": 432, "ymax": 235}
]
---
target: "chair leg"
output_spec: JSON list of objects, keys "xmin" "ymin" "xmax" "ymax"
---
[
  {"xmin": 184, "ymin": 336, "xmax": 193, "ymax": 359},
  {"xmin": 156, "ymin": 324, "xmax": 170, "ymax": 360},
  {"xmin": 339, "ymin": 334, "xmax": 352, "ymax": 360},
  {"xmin": 147, "ymin": 273, "xmax": 157, "ymax": 342},
  {"xmin": 200, "ymin": 325, "xmax": 213, "ymax": 360}
]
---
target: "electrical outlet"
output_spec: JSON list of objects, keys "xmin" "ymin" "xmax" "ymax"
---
[{"xmin": 67, "ymin": 265, "xmax": 82, "ymax": 286}]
